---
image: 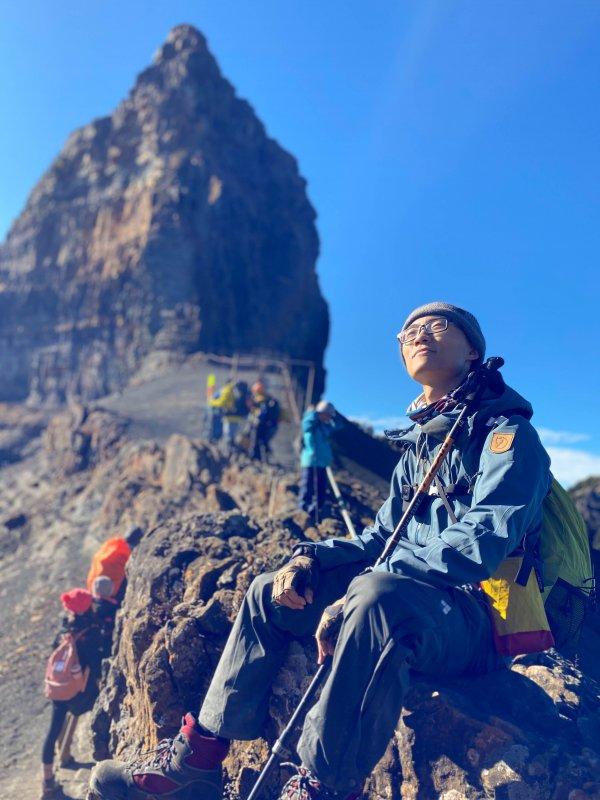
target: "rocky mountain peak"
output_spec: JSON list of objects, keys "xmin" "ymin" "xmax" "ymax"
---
[
  {"xmin": 0, "ymin": 25, "xmax": 327, "ymax": 404},
  {"xmin": 156, "ymin": 23, "xmax": 209, "ymax": 59}
]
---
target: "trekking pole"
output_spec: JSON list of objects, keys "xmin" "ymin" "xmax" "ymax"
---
[
  {"xmin": 325, "ymin": 467, "xmax": 357, "ymax": 538},
  {"xmin": 246, "ymin": 356, "xmax": 504, "ymax": 800},
  {"xmin": 246, "ymin": 657, "xmax": 332, "ymax": 800},
  {"xmin": 313, "ymin": 466, "xmax": 320, "ymax": 526}
]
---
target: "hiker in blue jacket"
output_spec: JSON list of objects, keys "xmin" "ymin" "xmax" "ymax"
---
[
  {"xmin": 89, "ymin": 302, "xmax": 551, "ymax": 800},
  {"xmin": 298, "ymin": 401, "xmax": 342, "ymax": 521}
]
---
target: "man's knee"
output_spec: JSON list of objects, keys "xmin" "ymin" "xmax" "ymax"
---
[
  {"xmin": 246, "ymin": 572, "xmax": 275, "ymax": 605},
  {"xmin": 247, "ymin": 571, "xmax": 298, "ymax": 627},
  {"xmin": 345, "ymin": 571, "xmax": 418, "ymax": 620}
]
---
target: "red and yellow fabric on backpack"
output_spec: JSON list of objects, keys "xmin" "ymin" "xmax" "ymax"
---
[
  {"xmin": 480, "ymin": 556, "xmax": 554, "ymax": 656},
  {"xmin": 87, "ymin": 538, "xmax": 131, "ymax": 598},
  {"xmin": 481, "ymin": 478, "xmax": 593, "ymax": 656}
]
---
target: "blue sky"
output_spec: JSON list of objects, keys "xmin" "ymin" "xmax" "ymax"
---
[{"xmin": 2, "ymin": 2, "xmax": 599, "ymax": 485}]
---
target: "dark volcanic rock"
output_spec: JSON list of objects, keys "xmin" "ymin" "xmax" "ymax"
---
[
  {"xmin": 571, "ymin": 476, "xmax": 600, "ymax": 573},
  {"xmin": 89, "ymin": 510, "xmax": 303, "ymax": 764},
  {"xmin": 0, "ymin": 24, "xmax": 328, "ymax": 404},
  {"xmin": 43, "ymin": 403, "xmax": 128, "ymax": 475}
]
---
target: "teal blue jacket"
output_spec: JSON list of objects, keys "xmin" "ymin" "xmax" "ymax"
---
[
  {"xmin": 300, "ymin": 410, "xmax": 342, "ymax": 468},
  {"xmin": 302, "ymin": 385, "xmax": 551, "ymax": 588}
]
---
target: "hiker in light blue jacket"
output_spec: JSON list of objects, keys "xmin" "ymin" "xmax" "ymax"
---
[{"xmin": 298, "ymin": 401, "xmax": 342, "ymax": 520}]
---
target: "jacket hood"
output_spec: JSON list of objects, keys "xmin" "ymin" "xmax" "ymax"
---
[{"xmin": 385, "ymin": 383, "xmax": 534, "ymax": 445}]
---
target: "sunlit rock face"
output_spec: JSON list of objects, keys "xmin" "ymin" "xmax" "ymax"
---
[{"xmin": 0, "ymin": 24, "xmax": 328, "ymax": 403}]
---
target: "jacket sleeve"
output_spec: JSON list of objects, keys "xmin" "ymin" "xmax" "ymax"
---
[
  {"xmin": 301, "ymin": 413, "xmax": 318, "ymax": 466},
  {"xmin": 376, "ymin": 417, "xmax": 551, "ymax": 586},
  {"xmin": 297, "ymin": 456, "xmax": 406, "ymax": 569}
]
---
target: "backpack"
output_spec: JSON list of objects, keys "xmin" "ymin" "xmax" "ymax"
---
[
  {"xmin": 481, "ymin": 477, "xmax": 594, "ymax": 656},
  {"xmin": 262, "ymin": 398, "xmax": 280, "ymax": 427},
  {"xmin": 539, "ymin": 478, "xmax": 594, "ymax": 650},
  {"xmin": 87, "ymin": 537, "xmax": 131, "ymax": 598},
  {"xmin": 44, "ymin": 632, "xmax": 88, "ymax": 701},
  {"xmin": 232, "ymin": 382, "xmax": 249, "ymax": 418}
]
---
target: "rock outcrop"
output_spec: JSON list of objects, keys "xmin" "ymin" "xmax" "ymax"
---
[
  {"xmin": 572, "ymin": 476, "xmax": 600, "ymax": 574},
  {"xmin": 0, "ymin": 24, "xmax": 328, "ymax": 404}
]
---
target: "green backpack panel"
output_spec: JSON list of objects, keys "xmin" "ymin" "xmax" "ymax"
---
[{"xmin": 539, "ymin": 477, "xmax": 594, "ymax": 651}]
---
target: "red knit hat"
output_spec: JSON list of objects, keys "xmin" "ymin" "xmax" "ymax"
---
[{"xmin": 60, "ymin": 587, "xmax": 93, "ymax": 615}]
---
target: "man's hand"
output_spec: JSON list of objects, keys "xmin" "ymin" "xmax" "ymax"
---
[
  {"xmin": 272, "ymin": 555, "xmax": 319, "ymax": 610},
  {"xmin": 315, "ymin": 597, "xmax": 345, "ymax": 664}
]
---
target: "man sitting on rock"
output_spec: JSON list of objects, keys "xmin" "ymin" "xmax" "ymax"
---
[{"xmin": 88, "ymin": 302, "xmax": 551, "ymax": 800}]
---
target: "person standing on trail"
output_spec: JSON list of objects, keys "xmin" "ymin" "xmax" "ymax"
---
[
  {"xmin": 248, "ymin": 381, "xmax": 281, "ymax": 462},
  {"xmin": 41, "ymin": 589, "xmax": 105, "ymax": 799},
  {"xmin": 88, "ymin": 302, "xmax": 552, "ymax": 800},
  {"xmin": 204, "ymin": 372, "xmax": 223, "ymax": 444},
  {"xmin": 298, "ymin": 400, "xmax": 342, "ymax": 521},
  {"xmin": 208, "ymin": 380, "xmax": 250, "ymax": 451}
]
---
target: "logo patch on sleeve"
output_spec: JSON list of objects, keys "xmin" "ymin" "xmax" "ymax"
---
[{"xmin": 490, "ymin": 432, "xmax": 515, "ymax": 454}]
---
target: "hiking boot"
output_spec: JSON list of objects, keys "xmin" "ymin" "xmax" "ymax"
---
[
  {"xmin": 279, "ymin": 766, "xmax": 362, "ymax": 800},
  {"xmin": 87, "ymin": 713, "xmax": 228, "ymax": 800},
  {"xmin": 40, "ymin": 777, "xmax": 61, "ymax": 799}
]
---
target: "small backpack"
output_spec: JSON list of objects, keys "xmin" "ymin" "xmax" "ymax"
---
[
  {"xmin": 262, "ymin": 398, "xmax": 280, "ymax": 427},
  {"xmin": 481, "ymin": 477, "xmax": 594, "ymax": 656},
  {"xmin": 232, "ymin": 382, "xmax": 250, "ymax": 417},
  {"xmin": 539, "ymin": 478, "xmax": 595, "ymax": 650},
  {"xmin": 44, "ymin": 631, "xmax": 88, "ymax": 701}
]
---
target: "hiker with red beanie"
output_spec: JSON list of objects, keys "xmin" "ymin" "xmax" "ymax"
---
[{"xmin": 40, "ymin": 588, "xmax": 104, "ymax": 799}]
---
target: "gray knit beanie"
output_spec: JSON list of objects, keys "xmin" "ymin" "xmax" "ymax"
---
[
  {"xmin": 401, "ymin": 302, "xmax": 486, "ymax": 362},
  {"xmin": 92, "ymin": 575, "xmax": 114, "ymax": 599}
]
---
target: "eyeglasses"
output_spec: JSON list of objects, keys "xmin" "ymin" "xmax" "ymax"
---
[{"xmin": 397, "ymin": 317, "xmax": 449, "ymax": 344}]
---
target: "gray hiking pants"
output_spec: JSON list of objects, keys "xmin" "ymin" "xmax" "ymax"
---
[{"xmin": 199, "ymin": 563, "xmax": 501, "ymax": 794}]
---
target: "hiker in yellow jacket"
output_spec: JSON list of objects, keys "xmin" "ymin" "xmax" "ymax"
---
[{"xmin": 209, "ymin": 380, "xmax": 250, "ymax": 450}]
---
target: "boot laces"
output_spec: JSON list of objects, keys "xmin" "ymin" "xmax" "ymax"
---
[
  {"xmin": 280, "ymin": 764, "xmax": 359, "ymax": 800},
  {"xmin": 281, "ymin": 765, "xmax": 323, "ymax": 800},
  {"xmin": 132, "ymin": 735, "xmax": 181, "ymax": 771}
]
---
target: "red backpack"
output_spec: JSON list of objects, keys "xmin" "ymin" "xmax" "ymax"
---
[{"xmin": 44, "ymin": 631, "xmax": 88, "ymax": 701}]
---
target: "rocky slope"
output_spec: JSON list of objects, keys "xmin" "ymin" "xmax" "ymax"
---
[
  {"xmin": 0, "ymin": 391, "xmax": 599, "ymax": 800},
  {"xmin": 0, "ymin": 395, "xmax": 385, "ymax": 800},
  {"xmin": 0, "ymin": 24, "xmax": 328, "ymax": 404}
]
